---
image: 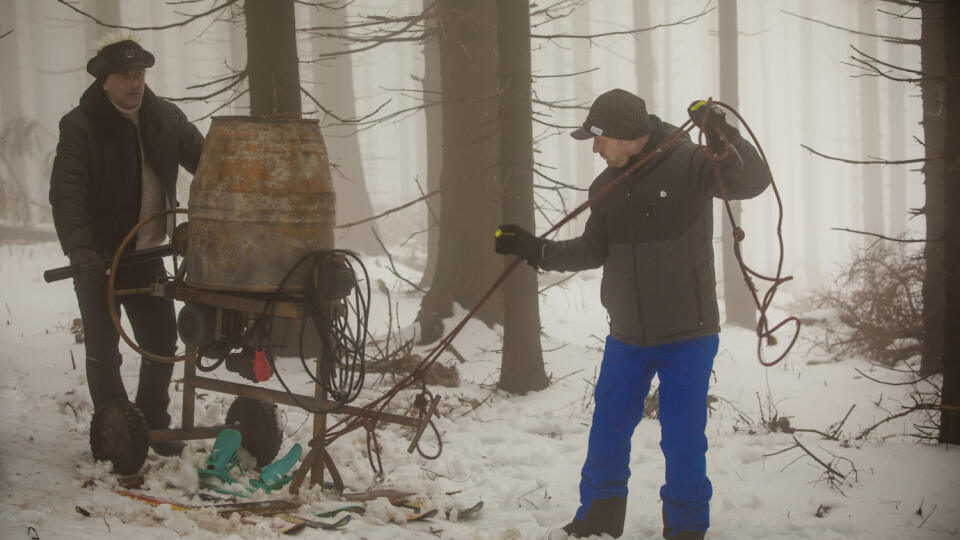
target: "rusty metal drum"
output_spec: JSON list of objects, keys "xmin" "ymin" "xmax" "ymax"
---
[{"xmin": 186, "ymin": 116, "xmax": 336, "ymax": 292}]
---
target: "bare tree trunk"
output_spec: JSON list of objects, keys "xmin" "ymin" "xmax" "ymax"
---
[
  {"xmin": 308, "ymin": 5, "xmax": 379, "ymax": 254},
  {"xmin": 573, "ymin": 2, "xmax": 593, "ymax": 210},
  {"xmin": 227, "ymin": 3, "xmax": 249, "ymax": 115},
  {"xmin": 245, "ymin": 0, "xmax": 300, "ymax": 117},
  {"xmin": 799, "ymin": 1, "xmax": 822, "ymax": 286},
  {"xmin": 887, "ymin": 15, "xmax": 907, "ymax": 238},
  {"xmin": 717, "ymin": 0, "xmax": 755, "ymax": 328},
  {"xmin": 496, "ymin": 0, "xmax": 548, "ymax": 394},
  {"xmin": 661, "ymin": 2, "xmax": 673, "ymax": 117},
  {"xmin": 633, "ymin": 1, "xmax": 655, "ymax": 103},
  {"xmin": 419, "ymin": 1, "xmax": 442, "ymax": 287},
  {"xmin": 417, "ymin": 0, "xmax": 502, "ymax": 342},
  {"xmin": 0, "ymin": 2, "xmax": 29, "ymax": 223},
  {"xmin": 858, "ymin": 1, "xmax": 884, "ymax": 240},
  {"xmin": 920, "ymin": 1, "xmax": 945, "ymax": 377},
  {"xmin": 939, "ymin": 0, "xmax": 960, "ymax": 445},
  {"xmin": 0, "ymin": 0, "xmax": 24, "ymax": 125}
]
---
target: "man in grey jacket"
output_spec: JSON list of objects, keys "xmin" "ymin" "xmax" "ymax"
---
[
  {"xmin": 495, "ymin": 89, "xmax": 769, "ymax": 539},
  {"xmin": 49, "ymin": 38, "xmax": 204, "ymax": 459}
]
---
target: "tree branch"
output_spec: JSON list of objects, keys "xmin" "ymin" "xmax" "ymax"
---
[
  {"xmin": 531, "ymin": 6, "xmax": 714, "ymax": 39},
  {"xmin": 372, "ymin": 228, "xmax": 426, "ymax": 294},
  {"xmin": 56, "ymin": 0, "xmax": 239, "ymax": 31},
  {"xmin": 780, "ymin": 9, "xmax": 918, "ymax": 45},
  {"xmin": 336, "ymin": 190, "xmax": 439, "ymax": 230},
  {"xmin": 830, "ymin": 227, "xmax": 937, "ymax": 244},
  {"xmin": 801, "ymin": 144, "xmax": 933, "ymax": 165},
  {"xmin": 164, "ymin": 71, "xmax": 247, "ymax": 102}
]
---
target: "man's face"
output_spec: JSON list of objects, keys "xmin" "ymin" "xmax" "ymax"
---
[
  {"xmin": 102, "ymin": 68, "xmax": 146, "ymax": 109},
  {"xmin": 592, "ymin": 134, "xmax": 649, "ymax": 168}
]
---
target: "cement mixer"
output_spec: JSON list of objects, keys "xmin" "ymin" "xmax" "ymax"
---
[{"xmin": 46, "ymin": 117, "xmax": 430, "ymax": 487}]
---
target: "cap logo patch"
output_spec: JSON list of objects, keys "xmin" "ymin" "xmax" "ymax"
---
[
  {"xmin": 589, "ymin": 125, "xmax": 603, "ymax": 136},
  {"xmin": 125, "ymin": 49, "xmax": 136, "ymax": 58}
]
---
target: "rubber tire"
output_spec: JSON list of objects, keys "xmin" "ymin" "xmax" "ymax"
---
[
  {"xmin": 90, "ymin": 400, "xmax": 149, "ymax": 476},
  {"xmin": 225, "ymin": 397, "xmax": 281, "ymax": 467}
]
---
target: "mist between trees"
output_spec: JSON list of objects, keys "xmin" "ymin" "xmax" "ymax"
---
[{"xmin": 1, "ymin": 0, "xmax": 956, "ymax": 435}]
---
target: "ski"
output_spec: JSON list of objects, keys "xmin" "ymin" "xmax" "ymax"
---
[
  {"xmin": 277, "ymin": 513, "xmax": 352, "ymax": 530},
  {"xmin": 401, "ymin": 500, "xmax": 483, "ymax": 520},
  {"xmin": 114, "ymin": 489, "xmax": 190, "ymax": 511},
  {"xmin": 455, "ymin": 500, "xmax": 484, "ymax": 519},
  {"xmin": 114, "ymin": 488, "xmax": 299, "ymax": 516},
  {"xmin": 314, "ymin": 504, "xmax": 366, "ymax": 518},
  {"xmin": 405, "ymin": 507, "xmax": 439, "ymax": 522}
]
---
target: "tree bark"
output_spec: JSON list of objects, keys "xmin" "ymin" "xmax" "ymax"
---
[
  {"xmin": 858, "ymin": 1, "xmax": 884, "ymax": 241},
  {"xmin": 419, "ymin": 1, "xmax": 442, "ymax": 287},
  {"xmin": 886, "ymin": 14, "xmax": 907, "ymax": 238},
  {"xmin": 227, "ymin": 3, "xmax": 249, "ymax": 115},
  {"xmin": 920, "ymin": 1, "xmax": 945, "ymax": 376},
  {"xmin": 939, "ymin": 0, "xmax": 959, "ymax": 444},
  {"xmin": 308, "ymin": 5, "xmax": 379, "ymax": 254},
  {"xmin": 717, "ymin": 0, "xmax": 755, "ymax": 328},
  {"xmin": 245, "ymin": 0, "xmax": 301, "ymax": 117},
  {"xmin": 496, "ymin": 0, "xmax": 548, "ymax": 394},
  {"xmin": 417, "ymin": 0, "xmax": 502, "ymax": 342}
]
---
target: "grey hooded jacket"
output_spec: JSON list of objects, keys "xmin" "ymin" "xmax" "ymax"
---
[{"xmin": 542, "ymin": 115, "xmax": 769, "ymax": 347}]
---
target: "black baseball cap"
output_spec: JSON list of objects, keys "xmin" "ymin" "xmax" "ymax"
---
[
  {"xmin": 86, "ymin": 40, "xmax": 155, "ymax": 80},
  {"xmin": 571, "ymin": 89, "xmax": 651, "ymax": 141}
]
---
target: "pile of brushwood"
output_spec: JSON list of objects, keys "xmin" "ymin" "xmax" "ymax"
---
[{"xmin": 812, "ymin": 241, "xmax": 923, "ymax": 366}]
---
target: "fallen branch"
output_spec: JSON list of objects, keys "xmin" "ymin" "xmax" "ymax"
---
[{"xmin": 372, "ymin": 228, "xmax": 426, "ymax": 294}]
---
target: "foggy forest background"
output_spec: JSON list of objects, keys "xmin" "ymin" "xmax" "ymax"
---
[{"xmin": 1, "ymin": 0, "xmax": 957, "ymax": 441}]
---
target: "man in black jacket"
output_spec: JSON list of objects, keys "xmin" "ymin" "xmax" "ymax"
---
[
  {"xmin": 49, "ymin": 38, "xmax": 204, "ymax": 457},
  {"xmin": 495, "ymin": 89, "xmax": 769, "ymax": 539}
]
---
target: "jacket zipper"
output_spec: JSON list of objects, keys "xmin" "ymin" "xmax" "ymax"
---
[{"xmin": 629, "ymin": 184, "xmax": 648, "ymax": 344}]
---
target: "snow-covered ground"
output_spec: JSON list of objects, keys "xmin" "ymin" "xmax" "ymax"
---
[{"xmin": 1, "ymin": 242, "xmax": 957, "ymax": 539}]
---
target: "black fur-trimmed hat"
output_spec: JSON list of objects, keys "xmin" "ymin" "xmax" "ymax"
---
[{"xmin": 86, "ymin": 39, "xmax": 155, "ymax": 79}]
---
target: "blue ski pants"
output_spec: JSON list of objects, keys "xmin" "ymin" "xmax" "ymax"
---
[{"xmin": 575, "ymin": 333, "xmax": 719, "ymax": 535}]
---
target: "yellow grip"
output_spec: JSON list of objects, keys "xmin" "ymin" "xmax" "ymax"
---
[{"xmin": 689, "ymin": 99, "xmax": 708, "ymax": 112}]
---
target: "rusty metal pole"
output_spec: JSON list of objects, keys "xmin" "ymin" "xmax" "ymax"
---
[
  {"xmin": 182, "ymin": 345, "xmax": 198, "ymax": 430},
  {"xmin": 311, "ymin": 355, "xmax": 327, "ymax": 487}
]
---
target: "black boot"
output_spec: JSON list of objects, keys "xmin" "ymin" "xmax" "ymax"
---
[
  {"xmin": 662, "ymin": 507, "xmax": 705, "ymax": 539},
  {"xmin": 562, "ymin": 497, "xmax": 627, "ymax": 538}
]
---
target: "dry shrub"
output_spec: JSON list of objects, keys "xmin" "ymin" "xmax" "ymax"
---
[{"xmin": 813, "ymin": 241, "xmax": 923, "ymax": 365}]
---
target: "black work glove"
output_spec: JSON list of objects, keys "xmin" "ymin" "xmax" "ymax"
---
[
  {"xmin": 688, "ymin": 100, "xmax": 739, "ymax": 155},
  {"xmin": 69, "ymin": 247, "xmax": 106, "ymax": 291},
  {"xmin": 494, "ymin": 224, "xmax": 544, "ymax": 270}
]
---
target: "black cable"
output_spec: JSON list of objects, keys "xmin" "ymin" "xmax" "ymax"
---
[{"xmin": 250, "ymin": 249, "xmax": 371, "ymax": 414}]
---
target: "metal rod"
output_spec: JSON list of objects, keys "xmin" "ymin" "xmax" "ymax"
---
[
  {"xmin": 187, "ymin": 374, "xmax": 420, "ymax": 427},
  {"xmin": 311, "ymin": 355, "xmax": 327, "ymax": 487},
  {"xmin": 181, "ymin": 346, "xmax": 197, "ymax": 430},
  {"xmin": 149, "ymin": 425, "xmax": 230, "ymax": 442},
  {"xmin": 407, "ymin": 395, "xmax": 442, "ymax": 453}
]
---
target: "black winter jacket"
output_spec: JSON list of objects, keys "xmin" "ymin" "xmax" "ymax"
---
[
  {"xmin": 542, "ymin": 115, "xmax": 769, "ymax": 346},
  {"xmin": 49, "ymin": 82, "xmax": 204, "ymax": 257}
]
